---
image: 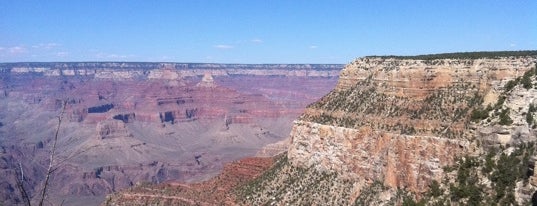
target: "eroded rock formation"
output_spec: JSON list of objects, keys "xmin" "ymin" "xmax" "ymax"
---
[
  {"xmin": 97, "ymin": 120, "xmax": 132, "ymax": 139},
  {"xmin": 0, "ymin": 62, "xmax": 340, "ymax": 205},
  {"xmin": 113, "ymin": 52, "xmax": 537, "ymax": 206},
  {"xmin": 105, "ymin": 53, "xmax": 537, "ymax": 205},
  {"xmin": 287, "ymin": 57, "xmax": 534, "ymax": 193}
]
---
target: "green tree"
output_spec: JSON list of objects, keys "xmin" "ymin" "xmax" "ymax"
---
[
  {"xmin": 521, "ymin": 67, "xmax": 535, "ymax": 89},
  {"xmin": 521, "ymin": 73, "xmax": 532, "ymax": 89},
  {"xmin": 504, "ymin": 80, "xmax": 517, "ymax": 91},
  {"xmin": 499, "ymin": 109, "xmax": 513, "ymax": 125},
  {"xmin": 529, "ymin": 104, "xmax": 536, "ymax": 113},
  {"xmin": 527, "ymin": 112, "xmax": 534, "ymax": 125},
  {"xmin": 429, "ymin": 180, "xmax": 443, "ymax": 197},
  {"xmin": 470, "ymin": 108, "xmax": 489, "ymax": 122}
]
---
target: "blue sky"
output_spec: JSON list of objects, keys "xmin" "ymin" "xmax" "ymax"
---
[{"xmin": 0, "ymin": 1, "xmax": 536, "ymax": 63}]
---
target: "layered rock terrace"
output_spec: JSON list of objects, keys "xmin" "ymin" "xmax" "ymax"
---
[{"xmin": 291, "ymin": 56, "xmax": 537, "ymax": 195}]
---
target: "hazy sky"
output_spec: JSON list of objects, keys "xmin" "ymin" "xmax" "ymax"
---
[{"xmin": 1, "ymin": 1, "xmax": 536, "ymax": 63}]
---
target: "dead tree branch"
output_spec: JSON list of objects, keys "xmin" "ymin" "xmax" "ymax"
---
[
  {"xmin": 38, "ymin": 100, "xmax": 66, "ymax": 206},
  {"xmin": 15, "ymin": 161, "xmax": 31, "ymax": 206}
]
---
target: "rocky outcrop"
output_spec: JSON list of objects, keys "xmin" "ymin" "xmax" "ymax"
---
[
  {"xmin": 287, "ymin": 56, "xmax": 536, "ymax": 197},
  {"xmin": 337, "ymin": 57, "xmax": 534, "ymax": 95},
  {"xmin": 476, "ymin": 79, "xmax": 537, "ymax": 147},
  {"xmin": 287, "ymin": 121, "xmax": 469, "ymax": 193},
  {"xmin": 255, "ymin": 138, "xmax": 289, "ymax": 157},
  {"xmin": 196, "ymin": 72, "xmax": 216, "ymax": 88},
  {"xmin": 96, "ymin": 120, "xmax": 132, "ymax": 139},
  {"xmin": 302, "ymin": 57, "xmax": 536, "ymax": 139}
]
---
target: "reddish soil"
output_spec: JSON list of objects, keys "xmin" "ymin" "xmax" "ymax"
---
[{"xmin": 105, "ymin": 157, "xmax": 274, "ymax": 205}]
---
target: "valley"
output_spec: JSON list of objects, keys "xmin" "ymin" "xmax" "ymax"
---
[{"xmin": 0, "ymin": 63, "xmax": 341, "ymax": 205}]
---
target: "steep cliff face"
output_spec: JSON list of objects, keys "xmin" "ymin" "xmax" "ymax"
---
[
  {"xmin": 302, "ymin": 57, "xmax": 535, "ymax": 138},
  {"xmin": 288, "ymin": 121, "xmax": 468, "ymax": 194},
  {"xmin": 239, "ymin": 53, "xmax": 537, "ymax": 205},
  {"xmin": 287, "ymin": 57, "xmax": 535, "ymax": 194}
]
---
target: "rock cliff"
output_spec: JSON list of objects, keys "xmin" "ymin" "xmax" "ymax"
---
[
  {"xmin": 238, "ymin": 51, "xmax": 537, "ymax": 205},
  {"xmin": 288, "ymin": 56, "xmax": 535, "ymax": 193}
]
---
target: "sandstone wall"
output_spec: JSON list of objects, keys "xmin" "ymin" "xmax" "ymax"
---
[
  {"xmin": 288, "ymin": 120, "xmax": 469, "ymax": 193},
  {"xmin": 288, "ymin": 56, "xmax": 537, "ymax": 196},
  {"xmin": 338, "ymin": 57, "xmax": 535, "ymax": 99}
]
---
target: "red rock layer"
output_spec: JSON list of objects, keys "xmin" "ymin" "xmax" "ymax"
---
[{"xmin": 103, "ymin": 157, "xmax": 274, "ymax": 206}]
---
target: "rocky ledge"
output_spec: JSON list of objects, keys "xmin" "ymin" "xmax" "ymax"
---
[
  {"xmin": 103, "ymin": 156, "xmax": 275, "ymax": 206},
  {"xmin": 290, "ymin": 55, "xmax": 536, "ymax": 192}
]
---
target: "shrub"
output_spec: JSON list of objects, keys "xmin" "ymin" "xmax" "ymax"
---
[
  {"xmin": 529, "ymin": 103, "xmax": 536, "ymax": 113},
  {"xmin": 499, "ymin": 109, "xmax": 513, "ymax": 125},
  {"xmin": 527, "ymin": 112, "xmax": 534, "ymax": 125},
  {"xmin": 504, "ymin": 80, "xmax": 517, "ymax": 91},
  {"xmin": 470, "ymin": 108, "xmax": 489, "ymax": 122},
  {"xmin": 429, "ymin": 180, "xmax": 443, "ymax": 197},
  {"xmin": 522, "ymin": 72, "xmax": 532, "ymax": 89},
  {"xmin": 450, "ymin": 157, "xmax": 483, "ymax": 205},
  {"xmin": 494, "ymin": 96, "xmax": 506, "ymax": 110}
]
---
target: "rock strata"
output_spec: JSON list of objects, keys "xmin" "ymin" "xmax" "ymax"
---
[
  {"xmin": 0, "ymin": 62, "xmax": 340, "ymax": 205},
  {"xmin": 288, "ymin": 120, "xmax": 468, "ymax": 193},
  {"xmin": 103, "ymin": 157, "xmax": 275, "ymax": 206},
  {"xmin": 288, "ymin": 56, "xmax": 536, "ymax": 197},
  {"xmin": 42, "ymin": 52, "xmax": 537, "ymax": 205}
]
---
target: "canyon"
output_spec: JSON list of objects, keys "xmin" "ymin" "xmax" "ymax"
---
[
  {"xmin": 0, "ymin": 63, "xmax": 341, "ymax": 205},
  {"xmin": 105, "ymin": 51, "xmax": 537, "ymax": 205}
]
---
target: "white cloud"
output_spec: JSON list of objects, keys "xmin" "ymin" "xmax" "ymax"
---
[
  {"xmin": 214, "ymin": 44, "xmax": 234, "ymax": 49},
  {"xmin": 251, "ymin": 39, "xmax": 263, "ymax": 44},
  {"xmin": 56, "ymin": 52, "xmax": 68, "ymax": 57},
  {"xmin": 32, "ymin": 43, "xmax": 59, "ymax": 49},
  {"xmin": 0, "ymin": 43, "xmax": 66, "ymax": 59},
  {"xmin": 95, "ymin": 52, "xmax": 105, "ymax": 58},
  {"xmin": 158, "ymin": 56, "xmax": 173, "ymax": 61},
  {"xmin": 108, "ymin": 54, "xmax": 127, "ymax": 58},
  {"xmin": 309, "ymin": 45, "xmax": 318, "ymax": 49},
  {"xmin": 95, "ymin": 52, "xmax": 134, "ymax": 60},
  {"xmin": 8, "ymin": 46, "xmax": 27, "ymax": 54},
  {"xmin": 510, "ymin": 43, "xmax": 516, "ymax": 47}
]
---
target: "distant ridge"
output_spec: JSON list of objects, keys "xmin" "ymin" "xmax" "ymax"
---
[
  {"xmin": 0, "ymin": 62, "xmax": 344, "ymax": 71},
  {"xmin": 366, "ymin": 50, "xmax": 537, "ymax": 60}
]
